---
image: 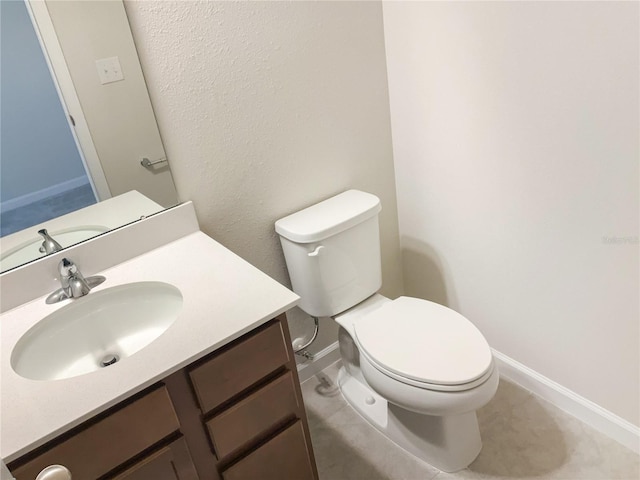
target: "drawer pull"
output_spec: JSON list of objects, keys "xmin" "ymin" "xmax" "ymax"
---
[{"xmin": 36, "ymin": 465, "xmax": 72, "ymax": 480}]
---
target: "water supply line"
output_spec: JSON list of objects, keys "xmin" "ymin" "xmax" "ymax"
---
[{"xmin": 294, "ymin": 316, "xmax": 319, "ymax": 360}]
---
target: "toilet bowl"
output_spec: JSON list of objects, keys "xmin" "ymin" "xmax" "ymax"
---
[
  {"xmin": 350, "ymin": 296, "xmax": 497, "ymax": 413},
  {"xmin": 334, "ymin": 294, "xmax": 499, "ymax": 472},
  {"xmin": 275, "ymin": 190, "xmax": 498, "ymax": 472}
]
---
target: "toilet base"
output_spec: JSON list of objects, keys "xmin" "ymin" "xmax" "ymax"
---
[{"xmin": 337, "ymin": 367, "xmax": 482, "ymax": 473}]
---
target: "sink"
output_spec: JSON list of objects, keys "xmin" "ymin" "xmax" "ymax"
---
[
  {"xmin": 0, "ymin": 225, "xmax": 109, "ymax": 271},
  {"xmin": 11, "ymin": 282, "xmax": 183, "ymax": 381}
]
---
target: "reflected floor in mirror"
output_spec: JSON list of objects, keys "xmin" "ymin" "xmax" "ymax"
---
[
  {"xmin": 301, "ymin": 362, "xmax": 639, "ymax": 480},
  {"xmin": 1, "ymin": 184, "xmax": 95, "ymax": 237}
]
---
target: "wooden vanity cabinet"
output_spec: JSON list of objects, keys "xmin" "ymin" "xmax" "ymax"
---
[{"xmin": 8, "ymin": 315, "xmax": 318, "ymax": 480}]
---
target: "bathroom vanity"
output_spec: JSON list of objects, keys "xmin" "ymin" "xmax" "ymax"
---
[
  {"xmin": 0, "ymin": 203, "xmax": 317, "ymax": 480},
  {"xmin": 8, "ymin": 316, "xmax": 315, "ymax": 480}
]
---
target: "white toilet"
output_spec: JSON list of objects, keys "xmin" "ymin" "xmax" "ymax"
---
[{"xmin": 275, "ymin": 190, "xmax": 499, "ymax": 472}]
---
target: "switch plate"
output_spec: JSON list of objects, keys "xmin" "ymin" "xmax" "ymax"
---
[{"xmin": 95, "ymin": 56, "xmax": 124, "ymax": 84}]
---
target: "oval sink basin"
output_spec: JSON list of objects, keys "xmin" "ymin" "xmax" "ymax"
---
[{"xmin": 11, "ymin": 282, "xmax": 183, "ymax": 381}]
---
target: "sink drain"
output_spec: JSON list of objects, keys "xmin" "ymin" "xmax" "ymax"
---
[{"xmin": 100, "ymin": 354, "xmax": 119, "ymax": 368}]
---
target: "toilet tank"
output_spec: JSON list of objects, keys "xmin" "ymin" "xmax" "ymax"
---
[{"xmin": 275, "ymin": 190, "xmax": 382, "ymax": 317}]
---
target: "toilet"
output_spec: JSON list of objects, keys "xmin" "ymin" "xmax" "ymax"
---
[{"xmin": 275, "ymin": 190, "xmax": 499, "ymax": 472}]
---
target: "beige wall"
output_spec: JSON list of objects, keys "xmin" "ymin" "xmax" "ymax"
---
[
  {"xmin": 384, "ymin": 1, "xmax": 639, "ymax": 425},
  {"xmin": 125, "ymin": 1, "xmax": 404, "ymax": 353},
  {"xmin": 46, "ymin": 0, "xmax": 177, "ymax": 207}
]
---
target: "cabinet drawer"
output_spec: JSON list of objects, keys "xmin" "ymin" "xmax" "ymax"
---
[
  {"xmin": 11, "ymin": 387, "xmax": 179, "ymax": 480},
  {"xmin": 189, "ymin": 320, "xmax": 289, "ymax": 413},
  {"xmin": 112, "ymin": 437, "xmax": 198, "ymax": 480},
  {"xmin": 221, "ymin": 420, "xmax": 315, "ymax": 480},
  {"xmin": 206, "ymin": 371, "xmax": 299, "ymax": 459}
]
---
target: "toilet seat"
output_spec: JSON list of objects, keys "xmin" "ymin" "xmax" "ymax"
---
[{"xmin": 353, "ymin": 297, "xmax": 493, "ymax": 392}]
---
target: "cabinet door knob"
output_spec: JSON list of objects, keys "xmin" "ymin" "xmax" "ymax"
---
[{"xmin": 35, "ymin": 465, "xmax": 72, "ymax": 480}]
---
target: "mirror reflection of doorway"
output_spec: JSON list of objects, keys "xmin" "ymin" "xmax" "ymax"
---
[{"xmin": 0, "ymin": 0, "xmax": 97, "ymax": 237}]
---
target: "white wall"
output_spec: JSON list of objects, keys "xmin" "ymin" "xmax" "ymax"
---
[
  {"xmin": 384, "ymin": 1, "xmax": 639, "ymax": 425},
  {"xmin": 125, "ymin": 1, "xmax": 404, "ymax": 354}
]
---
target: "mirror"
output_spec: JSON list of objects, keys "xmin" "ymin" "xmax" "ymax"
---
[{"xmin": 0, "ymin": 0, "xmax": 179, "ymax": 273}]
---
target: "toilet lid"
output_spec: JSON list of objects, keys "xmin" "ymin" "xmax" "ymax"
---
[{"xmin": 354, "ymin": 297, "xmax": 493, "ymax": 386}]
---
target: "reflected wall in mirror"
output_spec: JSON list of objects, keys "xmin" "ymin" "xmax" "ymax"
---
[{"xmin": 0, "ymin": 0, "xmax": 179, "ymax": 273}]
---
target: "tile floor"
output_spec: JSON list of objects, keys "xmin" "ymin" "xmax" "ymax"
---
[{"xmin": 301, "ymin": 362, "xmax": 640, "ymax": 480}]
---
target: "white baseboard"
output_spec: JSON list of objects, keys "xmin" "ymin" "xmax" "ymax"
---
[
  {"xmin": 296, "ymin": 341, "xmax": 341, "ymax": 383},
  {"xmin": 492, "ymin": 349, "xmax": 640, "ymax": 454},
  {"xmin": 1, "ymin": 176, "xmax": 90, "ymax": 213}
]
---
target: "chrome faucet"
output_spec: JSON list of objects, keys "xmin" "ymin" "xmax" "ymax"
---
[
  {"xmin": 46, "ymin": 258, "xmax": 106, "ymax": 304},
  {"xmin": 38, "ymin": 229, "xmax": 63, "ymax": 254},
  {"xmin": 59, "ymin": 258, "xmax": 90, "ymax": 298}
]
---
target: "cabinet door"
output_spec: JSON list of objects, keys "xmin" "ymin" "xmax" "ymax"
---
[
  {"xmin": 10, "ymin": 387, "xmax": 180, "ymax": 480},
  {"xmin": 112, "ymin": 437, "xmax": 198, "ymax": 480}
]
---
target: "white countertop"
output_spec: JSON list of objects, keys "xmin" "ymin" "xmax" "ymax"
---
[{"xmin": 0, "ymin": 231, "xmax": 299, "ymax": 462}]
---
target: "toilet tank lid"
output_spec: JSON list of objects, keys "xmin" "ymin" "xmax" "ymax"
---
[{"xmin": 275, "ymin": 190, "xmax": 381, "ymax": 243}]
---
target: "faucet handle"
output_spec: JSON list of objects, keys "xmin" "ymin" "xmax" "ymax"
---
[
  {"xmin": 58, "ymin": 258, "xmax": 81, "ymax": 298},
  {"xmin": 58, "ymin": 258, "xmax": 77, "ymax": 278}
]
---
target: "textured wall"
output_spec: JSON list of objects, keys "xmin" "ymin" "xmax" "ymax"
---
[
  {"xmin": 384, "ymin": 1, "xmax": 639, "ymax": 424},
  {"xmin": 125, "ymin": 1, "xmax": 404, "ymax": 351}
]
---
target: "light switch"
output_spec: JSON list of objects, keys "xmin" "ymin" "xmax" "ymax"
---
[{"xmin": 95, "ymin": 56, "xmax": 124, "ymax": 84}]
